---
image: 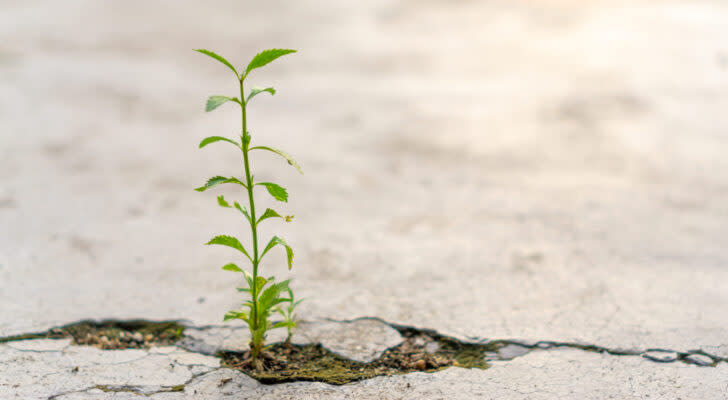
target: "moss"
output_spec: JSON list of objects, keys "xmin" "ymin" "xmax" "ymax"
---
[
  {"xmin": 223, "ymin": 331, "xmax": 493, "ymax": 386},
  {"xmin": 93, "ymin": 384, "xmax": 186, "ymax": 396},
  {"xmin": 92, "ymin": 385, "xmax": 139, "ymax": 394},
  {"xmin": 437, "ymin": 339, "xmax": 491, "ymax": 370},
  {"xmin": 223, "ymin": 344, "xmax": 393, "ymax": 385},
  {"xmin": 0, "ymin": 332, "xmax": 49, "ymax": 344},
  {"xmin": 169, "ymin": 384, "xmax": 186, "ymax": 392}
]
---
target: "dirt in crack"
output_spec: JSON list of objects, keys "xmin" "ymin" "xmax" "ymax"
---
[
  {"xmin": 220, "ymin": 328, "xmax": 492, "ymax": 385},
  {"xmin": 0, "ymin": 320, "xmax": 185, "ymax": 350}
]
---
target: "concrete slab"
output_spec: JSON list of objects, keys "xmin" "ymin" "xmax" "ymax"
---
[
  {"xmin": 290, "ymin": 319, "xmax": 403, "ymax": 362},
  {"xmin": 1, "ymin": 0, "xmax": 727, "ymax": 398},
  {"xmin": 0, "ymin": 342, "xmax": 221, "ymax": 399}
]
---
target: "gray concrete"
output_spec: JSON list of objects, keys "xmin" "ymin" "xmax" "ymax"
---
[
  {"xmin": 3, "ymin": 341, "xmax": 727, "ymax": 399},
  {"xmin": 0, "ymin": 340, "xmax": 220, "ymax": 399},
  {"xmin": 1, "ymin": 0, "xmax": 727, "ymax": 398}
]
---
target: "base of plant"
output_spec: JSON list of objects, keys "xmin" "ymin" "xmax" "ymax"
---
[
  {"xmin": 0, "ymin": 320, "xmax": 185, "ymax": 350},
  {"xmin": 220, "ymin": 329, "xmax": 491, "ymax": 385}
]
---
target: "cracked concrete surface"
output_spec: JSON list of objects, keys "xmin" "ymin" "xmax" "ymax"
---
[
  {"xmin": 0, "ymin": 338, "xmax": 219, "ymax": 399},
  {"xmin": 2, "ymin": 319, "xmax": 727, "ymax": 399},
  {"xmin": 2, "ymin": 332, "xmax": 727, "ymax": 399},
  {"xmin": 2, "ymin": 0, "xmax": 728, "ymax": 398}
]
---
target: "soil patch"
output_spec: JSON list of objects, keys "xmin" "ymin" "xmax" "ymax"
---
[
  {"xmin": 221, "ymin": 328, "xmax": 492, "ymax": 385},
  {"xmin": 0, "ymin": 320, "xmax": 185, "ymax": 350}
]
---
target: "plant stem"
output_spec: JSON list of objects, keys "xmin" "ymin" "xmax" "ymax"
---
[{"xmin": 239, "ymin": 77, "xmax": 261, "ymax": 358}]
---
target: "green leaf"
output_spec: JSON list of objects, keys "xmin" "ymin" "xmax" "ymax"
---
[
  {"xmin": 257, "ymin": 208, "xmax": 282, "ymax": 225},
  {"xmin": 261, "ymin": 236, "xmax": 294, "ymax": 269},
  {"xmin": 206, "ymin": 235, "xmax": 252, "ymax": 261},
  {"xmin": 206, "ymin": 96, "xmax": 235, "ymax": 112},
  {"xmin": 260, "ymin": 298, "xmax": 290, "ymax": 318},
  {"xmin": 225, "ymin": 177, "xmax": 247, "ymax": 188},
  {"xmin": 241, "ymin": 269, "xmax": 254, "ymax": 289},
  {"xmin": 245, "ymin": 49, "xmax": 296, "ymax": 75},
  {"xmin": 199, "ymin": 136, "xmax": 240, "ymax": 149},
  {"xmin": 195, "ymin": 176, "xmax": 228, "ymax": 192},
  {"xmin": 247, "ymin": 87, "xmax": 276, "ymax": 103},
  {"xmin": 257, "ymin": 182, "xmax": 288, "ymax": 202},
  {"xmin": 217, "ymin": 195, "xmax": 231, "ymax": 208},
  {"xmin": 221, "ymin": 263, "xmax": 242, "ymax": 273},
  {"xmin": 258, "ymin": 280, "xmax": 291, "ymax": 314},
  {"xmin": 223, "ymin": 310, "xmax": 248, "ymax": 322},
  {"xmin": 272, "ymin": 320, "xmax": 296, "ymax": 329},
  {"xmin": 250, "ymin": 146, "xmax": 303, "ymax": 174},
  {"xmin": 194, "ymin": 49, "xmax": 238, "ymax": 77},
  {"xmin": 255, "ymin": 276, "xmax": 268, "ymax": 293},
  {"xmin": 195, "ymin": 176, "xmax": 247, "ymax": 192},
  {"xmin": 233, "ymin": 202, "xmax": 252, "ymax": 224}
]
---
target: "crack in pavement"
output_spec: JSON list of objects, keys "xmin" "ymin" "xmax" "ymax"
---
[
  {"xmin": 0, "ymin": 315, "xmax": 724, "ymax": 397},
  {"xmin": 46, "ymin": 367, "xmax": 223, "ymax": 399},
  {"xmin": 324, "ymin": 316, "xmax": 727, "ymax": 367}
]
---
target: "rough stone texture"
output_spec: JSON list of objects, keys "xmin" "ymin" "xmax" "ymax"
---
[
  {"xmin": 291, "ymin": 319, "xmax": 403, "ymax": 362},
  {"xmin": 179, "ymin": 369, "xmax": 259, "ymax": 398},
  {"xmin": 178, "ymin": 326, "xmax": 255, "ymax": 355},
  {"xmin": 0, "ymin": 342, "xmax": 219, "ymax": 399},
  {"xmin": 6, "ymin": 338, "xmax": 72, "ymax": 352},
  {"xmin": 2, "ymin": 0, "xmax": 728, "ymax": 398}
]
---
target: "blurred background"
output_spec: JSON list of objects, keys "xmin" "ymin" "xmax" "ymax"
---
[{"xmin": 1, "ymin": 0, "xmax": 727, "ymax": 353}]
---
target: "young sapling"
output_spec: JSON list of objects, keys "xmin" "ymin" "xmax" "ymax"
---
[
  {"xmin": 193, "ymin": 48, "xmax": 302, "ymax": 365},
  {"xmin": 276, "ymin": 287, "xmax": 303, "ymax": 345}
]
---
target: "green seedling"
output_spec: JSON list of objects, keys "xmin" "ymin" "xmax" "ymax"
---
[
  {"xmin": 276, "ymin": 287, "xmax": 303, "ymax": 345},
  {"xmin": 194, "ymin": 48, "xmax": 301, "ymax": 364}
]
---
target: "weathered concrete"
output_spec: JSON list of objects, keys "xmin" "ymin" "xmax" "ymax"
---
[
  {"xmin": 1, "ymin": 0, "xmax": 727, "ymax": 398},
  {"xmin": 291, "ymin": 319, "xmax": 403, "ymax": 362},
  {"xmin": 0, "ymin": 340, "xmax": 220, "ymax": 399},
  {"xmin": 4, "ymin": 341, "xmax": 726, "ymax": 400}
]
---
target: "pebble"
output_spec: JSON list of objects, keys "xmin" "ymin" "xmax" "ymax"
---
[
  {"xmin": 498, "ymin": 344, "xmax": 530, "ymax": 360},
  {"xmin": 425, "ymin": 341, "xmax": 440, "ymax": 354},
  {"xmin": 132, "ymin": 332, "xmax": 144, "ymax": 342},
  {"xmin": 413, "ymin": 359, "xmax": 426, "ymax": 370}
]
